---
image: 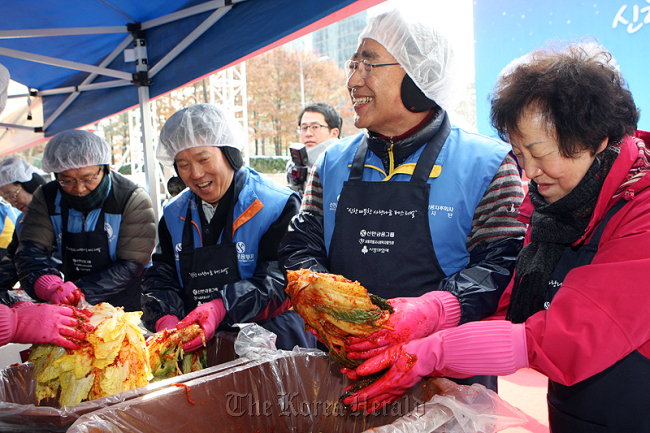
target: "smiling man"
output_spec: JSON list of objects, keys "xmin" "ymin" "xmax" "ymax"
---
[
  {"xmin": 279, "ymin": 9, "xmax": 527, "ymax": 392},
  {"xmin": 14, "ymin": 130, "xmax": 156, "ymax": 311},
  {"xmin": 140, "ymin": 104, "xmax": 315, "ymax": 352}
]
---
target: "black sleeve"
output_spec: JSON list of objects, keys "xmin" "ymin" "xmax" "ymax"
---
[
  {"xmin": 15, "ymin": 240, "xmax": 63, "ymax": 300},
  {"xmin": 140, "ymin": 216, "xmax": 186, "ymax": 331},
  {"xmin": 74, "ymin": 259, "xmax": 144, "ymax": 305},
  {"xmin": 277, "ymin": 211, "xmax": 330, "ymax": 274},
  {"xmin": 437, "ymin": 236, "xmax": 524, "ymax": 324}
]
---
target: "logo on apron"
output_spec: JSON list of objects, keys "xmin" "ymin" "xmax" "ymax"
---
[{"xmin": 104, "ymin": 222, "xmax": 115, "ymax": 242}]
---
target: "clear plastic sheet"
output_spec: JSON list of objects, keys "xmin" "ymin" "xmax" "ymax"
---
[
  {"xmin": 66, "ymin": 325, "xmax": 527, "ymax": 433},
  {"xmin": 0, "ymin": 333, "xmax": 240, "ymax": 432}
]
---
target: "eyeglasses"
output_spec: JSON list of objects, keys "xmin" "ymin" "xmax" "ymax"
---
[
  {"xmin": 0, "ymin": 186, "xmax": 21, "ymax": 202},
  {"xmin": 297, "ymin": 124, "xmax": 330, "ymax": 134},
  {"xmin": 345, "ymin": 59, "xmax": 400, "ymax": 79},
  {"xmin": 57, "ymin": 168, "xmax": 102, "ymax": 188}
]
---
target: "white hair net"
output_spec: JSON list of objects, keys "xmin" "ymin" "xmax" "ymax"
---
[
  {"xmin": 42, "ymin": 129, "xmax": 111, "ymax": 173},
  {"xmin": 157, "ymin": 104, "xmax": 245, "ymax": 166},
  {"xmin": 0, "ymin": 63, "xmax": 9, "ymax": 115},
  {"xmin": 358, "ymin": 9, "xmax": 460, "ymax": 112},
  {"xmin": 0, "ymin": 157, "xmax": 43, "ymax": 187}
]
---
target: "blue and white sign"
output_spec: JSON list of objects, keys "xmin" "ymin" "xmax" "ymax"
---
[{"xmin": 474, "ymin": 1, "xmax": 650, "ymax": 136}]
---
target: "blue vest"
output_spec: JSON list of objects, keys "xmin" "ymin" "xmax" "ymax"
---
[
  {"xmin": 319, "ymin": 128, "xmax": 510, "ymax": 276},
  {"xmin": 48, "ymin": 176, "xmax": 121, "ymax": 262},
  {"xmin": 164, "ymin": 167, "xmax": 295, "ymax": 286}
]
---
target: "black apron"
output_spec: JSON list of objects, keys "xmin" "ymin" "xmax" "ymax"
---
[
  {"xmin": 60, "ymin": 199, "xmax": 112, "ymax": 282},
  {"xmin": 178, "ymin": 196, "xmax": 316, "ymax": 351},
  {"xmin": 328, "ymin": 114, "xmax": 450, "ymax": 299},
  {"xmin": 544, "ymin": 200, "xmax": 650, "ymax": 433},
  {"xmin": 329, "ymin": 114, "xmax": 496, "ymax": 391},
  {"xmin": 178, "ymin": 200, "xmax": 241, "ymax": 312}
]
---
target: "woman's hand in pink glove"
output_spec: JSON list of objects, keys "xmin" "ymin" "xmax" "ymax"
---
[
  {"xmin": 345, "ymin": 291, "xmax": 460, "ymax": 360},
  {"xmin": 343, "ymin": 321, "xmax": 529, "ymax": 413},
  {"xmin": 177, "ymin": 299, "xmax": 226, "ymax": 352},
  {"xmin": 342, "ymin": 334, "xmax": 443, "ymax": 413},
  {"xmin": 13, "ymin": 303, "xmax": 94, "ymax": 350}
]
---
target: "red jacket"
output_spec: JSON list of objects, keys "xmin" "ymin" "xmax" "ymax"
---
[{"xmin": 494, "ymin": 133, "xmax": 650, "ymax": 386}]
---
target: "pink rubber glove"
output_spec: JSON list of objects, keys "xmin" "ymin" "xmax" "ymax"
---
[
  {"xmin": 177, "ymin": 299, "xmax": 226, "ymax": 352},
  {"xmin": 34, "ymin": 274, "xmax": 84, "ymax": 306},
  {"xmin": 345, "ymin": 291, "xmax": 461, "ymax": 360},
  {"xmin": 0, "ymin": 303, "xmax": 93, "ymax": 350},
  {"xmin": 155, "ymin": 314, "xmax": 180, "ymax": 332},
  {"xmin": 343, "ymin": 321, "xmax": 528, "ymax": 413}
]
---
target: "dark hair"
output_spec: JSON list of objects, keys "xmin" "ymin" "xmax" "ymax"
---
[
  {"xmin": 166, "ymin": 176, "xmax": 186, "ymax": 197},
  {"xmin": 299, "ymin": 102, "xmax": 343, "ymax": 135},
  {"xmin": 20, "ymin": 172, "xmax": 47, "ymax": 194},
  {"xmin": 490, "ymin": 41, "xmax": 640, "ymax": 157}
]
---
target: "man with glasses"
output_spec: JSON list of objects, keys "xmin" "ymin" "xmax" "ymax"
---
[
  {"xmin": 14, "ymin": 130, "xmax": 156, "ymax": 311},
  {"xmin": 286, "ymin": 102, "xmax": 342, "ymax": 196},
  {"xmin": 279, "ymin": 9, "xmax": 527, "ymax": 394}
]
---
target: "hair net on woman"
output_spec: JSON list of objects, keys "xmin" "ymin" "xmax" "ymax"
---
[
  {"xmin": 0, "ymin": 63, "xmax": 9, "ymax": 114},
  {"xmin": 0, "ymin": 157, "xmax": 42, "ymax": 187},
  {"xmin": 41, "ymin": 130, "xmax": 112, "ymax": 174},
  {"xmin": 156, "ymin": 104, "xmax": 245, "ymax": 167},
  {"xmin": 359, "ymin": 9, "xmax": 460, "ymax": 113}
]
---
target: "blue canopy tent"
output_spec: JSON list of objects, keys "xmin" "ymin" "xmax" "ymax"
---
[{"xmin": 0, "ymin": 0, "xmax": 383, "ymax": 217}]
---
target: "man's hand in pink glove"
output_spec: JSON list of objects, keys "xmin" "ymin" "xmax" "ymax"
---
[
  {"xmin": 13, "ymin": 303, "xmax": 94, "ymax": 350},
  {"xmin": 155, "ymin": 315, "xmax": 180, "ymax": 332},
  {"xmin": 34, "ymin": 274, "xmax": 84, "ymax": 306},
  {"xmin": 345, "ymin": 291, "xmax": 460, "ymax": 360},
  {"xmin": 342, "ymin": 321, "xmax": 528, "ymax": 413},
  {"xmin": 177, "ymin": 299, "xmax": 226, "ymax": 352}
]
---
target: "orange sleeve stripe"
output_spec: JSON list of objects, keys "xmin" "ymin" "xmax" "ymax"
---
[{"xmin": 233, "ymin": 199, "xmax": 263, "ymax": 234}]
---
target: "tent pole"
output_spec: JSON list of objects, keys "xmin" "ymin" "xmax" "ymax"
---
[
  {"xmin": 138, "ymin": 85, "xmax": 160, "ymax": 223},
  {"xmin": 130, "ymin": 30, "xmax": 161, "ymax": 223}
]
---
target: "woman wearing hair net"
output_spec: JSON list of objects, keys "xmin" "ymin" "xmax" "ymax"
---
[
  {"xmin": 14, "ymin": 129, "xmax": 156, "ymax": 311},
  {"xmin": 279, "ymin": 9, "xmax": 526, "ymax": 393},
  {"xmin": 0, "ymin": 63, "xmax": 93, "ymax": 350},
  {"xmin": 0, "ymin": 158, "xmax": 52, "ymax": 302},
  {"xmin": 140, "ymin": 104, "xmax": 316, "ymax": 352}
]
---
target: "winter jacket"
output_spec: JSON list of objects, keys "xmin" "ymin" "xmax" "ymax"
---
[
  {"xmin": 495, "ymin": 134, "xmax": 650, "ymax": 386},
  {"xmin": 140, "ymin": 167, "xmax": 299, "ymax": 331},
  {"xmin": 15, "ymin": 171, "xmax": 156, "ymax": 306}
]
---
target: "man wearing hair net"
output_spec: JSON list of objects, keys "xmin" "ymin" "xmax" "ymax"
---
[
  {"xmin": 0, "ymin": 158, "xmax": 52, "ymax": 303},
  {"xmin": 279, "ymin": 9, "xmax": 526, "ymax": 394},
  {"xmin": 14, "ymin": 129, "xmax": 156, "ymax": 311},
  {"xmin": 0, "ymin": 63, "xmax": 92, "ymax": 350},
  {"xmin": 140, "ymin": 104, "xmax": 316, "ymax": 352}
]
